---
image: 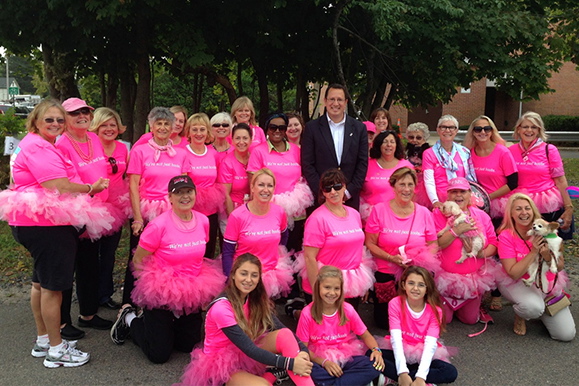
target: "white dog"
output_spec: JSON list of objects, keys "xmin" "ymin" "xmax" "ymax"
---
[
  {"xmin": 438, "ymin": 201, "xmax": 484, "ymax": 264},
  {"xmin": 523, "ymin": 219, "xmax": 562, "ymax": 288}
]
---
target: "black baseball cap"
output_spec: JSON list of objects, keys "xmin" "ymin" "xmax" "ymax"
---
[{"xmin": 168, "ymin": 175, "xmax": 196, "ymax": 193}]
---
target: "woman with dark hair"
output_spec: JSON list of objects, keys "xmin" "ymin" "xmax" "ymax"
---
[
  {"xmin": 286, "ymin": 112, "xmax": 305, "ymax": 146},
  {"xmin": 360, "ymin": 130, "xmax": 414, "ymax": 222},
  {"xmin": 405, "ymin": 122, "xmax": 431, "ymax": 209},
  {"xmin": 370, "ymin": 108, "xmax": 393, "ymax": 133},
  {"xmin": 365, "ymin": 167, "xmax": 438, "ymax": 329},
  {"xmin": 0, "ymin": 99, "xmax": 110, "ymax": 367},
  {"xmin": 179, "ymin": 253, "xmax": 314, "ymax": 386},
  {"xmin": 110, "ymin": 175, "xmax": 225, "ymax": 363},
  {"xmin": 295, "ymin": 169, "xmax": 375, "ymax": 308}
]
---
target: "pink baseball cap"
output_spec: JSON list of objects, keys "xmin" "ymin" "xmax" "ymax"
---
[
  {"xmin": 363, "ymin": 121, "xmax": 376, "ymax": 134},
  {"xmin": 62, "ymin": 97, "xmax": 94, "ymax": 112},
  {"xmin": 447, "ymin": 177, "xmax": 470, "ymax": 192}
]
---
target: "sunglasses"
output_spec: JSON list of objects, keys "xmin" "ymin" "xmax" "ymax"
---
[
  {"xmin": 67, "ymin": 108, "xmax": 92, "ymax": 116},
  {"xmin": 44, "ymin": 118, "xmax": 65, "ymax": 124},
  {"xmin": 212, "ymin": 123, "xmax": 230, "ymax": 128},
  {"xmin": 267, "ymin": 124, "xmax": 288, "ymax": 132},
  {"xmin": 108, "ymin": 157, "xmax": 118, "ymax": 174},
  {"xmin": 322, "ymin": 183, "xmax": 343, "ymax": 193},
  {"xmin": 407, "ymin": 135, "xmax": 423, "ymax": 140},
  {"xmin": 473, "ymin": 126, "xmax": 493, "ymax": 133}
]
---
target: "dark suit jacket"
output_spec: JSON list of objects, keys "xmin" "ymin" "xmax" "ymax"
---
[{"xmin": 301, "ymin": 113, "xmax": 368, "ymax": 209}]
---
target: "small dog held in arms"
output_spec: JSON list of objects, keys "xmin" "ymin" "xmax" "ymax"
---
[
  {"xmin": 438, "ymin": 201, "xmax": 484, "ymax": 263},
  {"xmin": 523, "ymin": 219, "xmax": 563, "ymax": 287}
]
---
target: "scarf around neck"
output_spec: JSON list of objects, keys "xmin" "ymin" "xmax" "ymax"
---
[
  {"xmin": 433, "ymin": 141, "xmax": 476, "ymax": 182},
  {"xmin": 148, "ymin": 138, "xmax": 176, "ymax": 162}
]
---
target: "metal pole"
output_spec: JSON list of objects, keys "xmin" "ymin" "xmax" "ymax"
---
[{"xmin": 5, "ymin": 53, "xmax": 8, "ymax": 103}]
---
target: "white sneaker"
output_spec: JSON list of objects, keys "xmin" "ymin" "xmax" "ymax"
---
[
  {"xmin": 31, "ymin": 339, "xmax": 77, "ymax": 358},
  {"xmin": 43, "ymin": 342, "xmax": 89, "ymax": 368}
]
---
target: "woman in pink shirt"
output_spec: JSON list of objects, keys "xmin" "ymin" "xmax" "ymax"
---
[
  {"xmin": 365, "ymin": 167, "xmax": 438, "ymax": 329},
  {"xmin": 184, "ymin": 113, "xmax": 225, "ymax": 259},
  {"xmin": 210, "ymin": 112, "xmax": 233, "ymax": 164},
  {"xmin": 0, "ymin": 99, "xmax": 110, "ymax": 368},
  {"xmin": 296, "ymin": 169, "xmax": 375, "ymax": 308},
  {"xmin": 179, "ymin": 254, "xmax": 314, "ymax": 386},
  {"xmin": 433, "ymin": 177, "xmax": 501, "ymax": 325},
  {"xmin": 370, "ymin": 107, "xmax": 393, "ymax": 133},
  {"xmin": 360, "ymin": 130, "xmax": 414, "ymax": 222},
  {"xmin": 222, "ymin": 168, "xmax": 293, "ymax": 298},
  {"xmin": 89, "ymin": 107, "xmax": 130, "ymax": 310},
  {"xmin": 422, "ymin": 115, "xmax": 476, "ymax": 209},
  {"xmin": 133, "ymin": 105, "xmax": 189, "ymax": 149},
  {"xmin": 509, "ymin": 111, "xmax": 574, "ymax": 238},
  {"xmin": 231, "ymin": 96, "xmax": 267, "ymax": 151},
  {"xmin": 497, "ymin": 193, "xmax": 575, "ymax": 340},
  {"xmin": 110, "ymin": 175, "xmax": 225, "ymax": 363},
  {"xmin": 286, "ymin": 112, "xmax": 305, "ymax": 147}
]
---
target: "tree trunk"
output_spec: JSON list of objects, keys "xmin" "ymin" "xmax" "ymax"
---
[
  {"xmin": 196, "ymin": 67, "xmax": 237, "ymax": 105},
  {"xmin": 133, "ymin": 52, "xmax": 151, "ymax": 142},
  {"xmin": 42, "ymin": 45, "xmax": 80, "ymax": 101},
  {"xmin": 119, "ymin": 62, "xmax": 136, "ymax": 143}
]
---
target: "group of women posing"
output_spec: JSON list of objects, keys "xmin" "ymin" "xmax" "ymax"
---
[{"xmin": 0, "ymin": 97, "xmax": 575, "ymax": 386}]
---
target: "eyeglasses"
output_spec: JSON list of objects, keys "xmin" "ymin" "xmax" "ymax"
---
[
  {"xmin": 407, "ymin": 135, "xmax": 423, "ymax": 140},
  {"xmin": 108, "ymin": 157, "xmax": 118, "ymax": 174},
  {"xmin": 519, "ymin": 125, "xmax": 540, "ymax": 130},
  {"xmin": 473, "ymin": 126, "xmax": 493, "ymax": 133},
  {"xmin": 267, "ymin": 124, "xmax": 288, "ymax": 132},
  {"xmin": 438, "ymin": 125, "xmax": 457, "ymax": 132},
  {"xmin": 322, "ymin": 183, "xmax": 343, "ymax": 193},
  {"xmin": 67, "ymin": 108, "xmax": 92, "ymax": 116},
  {"xmin": 212, "ymin": 123, "xmax": 230, "ymax": 128},
  {"xmin": 405, "ymin": 281, "xmax": 426, "ymax": 289},
  {"xmin": 44, "ymin": 118, "xmax": 65, "ymax": 124}
]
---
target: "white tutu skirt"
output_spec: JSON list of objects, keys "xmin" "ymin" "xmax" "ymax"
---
[
  {"xmin": 271, "ymin": 178, "xmax": 314, "ymax": 229},
  {"xmin": 0, "ymin": 188, "xmax": 114, "ymax": 240},
  {"xmin": 131, "ymin": 257, "xmax": 225, "ymax": 316},
  {"xmin": 359, "ymin": 199, "xmax": 372, "ymax": 224},
  {"xmin": 194, "ymin": 184, "xmax": 225, "ymax": 216},
  {"xmin": 309, "ymin": 338, "xmax": 367, "ymax": 367},
  {"xmin": 519, "ymin": 186, "xmax": 563, "ymax": 214},
  {"xmin": 178, "ymin": 343, "xmax": 266, "ymax": 386},
  {"xmin": 294, "ymin": 247, "xmax": 376, "ymax": 298},
  {"xmin": 375, "ymin": 336, "xmax": 456, "ymax": 364},
  {"xmin": 140, "ymin": 197, "xmax": 171, "ymax": 222},
  {"xmin": 262, "ymin": 246, "xmax": 295, "ymax": 299},
  {"xmin": 433, "ymin": 258, "xmax": 503, "ymax": 300}
]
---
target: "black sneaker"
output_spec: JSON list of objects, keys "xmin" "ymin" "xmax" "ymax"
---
[
  {"xmin": 100, "ymin": 298, "xmax": 121, "ymax": 310},
  {"xmin": 78, "ymin": 315, "xmax": 114, "ymax": 330},
  {"xmin": 60, "ymin": 324, "xmax": 85, "ymax": 340},
  {"xmin": 285, "ymin": 298, "xmax": 305, "ymax": 318},
  {"xmin": 266, "ymin": 368, "xmax": 290, "ymax": 385},
  {"xmin": 111, "ymin": 306, "xmax": 135, "ymax": 345}
]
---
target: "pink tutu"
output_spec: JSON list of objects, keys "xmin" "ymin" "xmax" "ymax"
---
[
  {"xmin": 433, "ymin": 258, "xmax": 503, "ymax": 300},
  {"xmin": 114, "ymin": 191, "xmax": 133, "ymax": 219},
  {"xmin": 262, "ymin": 246, "xmax": 295, "ymax": 298},
  {"xmin": 375, "ymin": 336, "xmax": 456, "ymax": 364},
  {"xmin": 497, "ymin": 266, "xmax": 569, "ymax": 297},
  {"xmin": 140, "ymin": 197, "xmax": 171, "ymax": 222},
  {"xmin": 309, "ymin": 338, "xmax": 366, "ymax": 367},
  {"xmin": 101, "ymin": 200, "xmax": 129, "ymax": 235},
  {"xmin": 132, "ymin": 257, "xmax": 225, "ymax": 316},
  {"xmin": 359, "ymin": 199, "xmax": 372, "ymax": 224},
  {"xmin": 178, "ymin": 344, "xmax": 266, "ymax": 386},
  {"xmin": 519, "ymin": 186, "xmax": 563, "ymax": 214},
  {"xmin": 194, "ymin": 184, "xmax": 225, "ymax": 216},
  {"xmin": 272, "ymin": 179, "xmax": 314, "ymax": 229},
  {"xmin": 489, "ymin": 195, "xmax": 511, "ymax": 220},
  {"xmin": 294, "ymin": 248, "xmax": 376, "ymax": 298},
  {"xmin": 0, "ymin": 188, "xmax": 114, "ymax": 240},
  {"xmin": 391, "ymin": 244, "xmax": 442, "ymax": 282}
]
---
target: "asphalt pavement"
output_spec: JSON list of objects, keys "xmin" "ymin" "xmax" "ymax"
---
[{"xmin": 2, "ymin": 284, "xmax": 579, "ymax": 386}]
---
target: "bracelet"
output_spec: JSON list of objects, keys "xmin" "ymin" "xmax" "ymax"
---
[
  {"xmin": 133, "ymin": 220, "xmax": 144, "ymax": 225},
  {"xmin": 321, "ymin": 359, "xmax": 328, "ymax": 368},
  {"xmin": 449, "ymin": 228, "xmax": 459, "ymax": 238},
  {"xmin": 86, "ymin": 184, "xmax": 93, "ymax": 195},
  {"xmin": 371, "ymin": 347, "xmax": 382, "ymax": 353},
  {"xmin": 565, "ymin": 204, "xmax": 574, "ymax": 209}
]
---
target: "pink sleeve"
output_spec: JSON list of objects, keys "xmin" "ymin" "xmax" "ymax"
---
[
  {"xmin": 27, "ymin": 145, "xmax": 70, "ymax": 183},
  {"xmin": 212, "ymin": 299, "xmax": 239, "ymax": 329},
  {"xmin": 127, "ymin": 146, "xmax": 144, "ymax": 175},
  {"xmin": 480, "ymin": 211, "xmax": 497, "ymax": 247},
  {"xmin": 223, "ymin": 209, "xmax": 241, "ymax": 242},
  {"xmin": 547, "ymin": 144, "xmax": 565, "ymax": 178},
  {"xmin": 425, "ymin": 306, "xmax": 441, "ymax": 338},
  {"xmin": 498, "ymin": 230, "xmax": 517, "ymax": 260},
  {"xmin": 421, "ymin": 149, "xmax": 435, "ymax": 172},
  {"xmin": 422, "ymin": 207, "xmax": 437, "ymax": 242},
  {"xmin": 499, "ymin": 148, "xmax": 517, "ymax": 176},
  {"xmin": 345, "ymin": 303, "xmax": 368, "ymax": 336},
  {"xmin": 433, "ymin": 209, "xmax": 448, "ymax": 232},
  {"xmin": 247, "ymin": 147, "xmax": 265, "ymax": 173},
  {"xmin": 198, "ymin": 212, "xmax": 211, "ymax": 243},
  {"xmin": 295, "ymin": 305, "xmax": 313, "ymax": 343},
  {"xmin": 138, "ymin": 220, "xmax": 162, "ymax": 252},
  {"xmin": 303, "ymin": 212, "xmax": 326, "ymax": 248},
  {"xmin": 217, "ymin": 157, "xmax": 233, "ymax": 184},
  {"xmin": 387, "ymin": 297, "xmax": 403, "ymax": 330},
  {"xmin": 364, "ymin": 204, "xmax": 382, "ymax": 234}
]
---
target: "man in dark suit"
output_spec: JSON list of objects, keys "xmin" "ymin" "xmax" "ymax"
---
[{"xmin": 301, "ymin": 84, "xmax": 368, "ymax": 210}]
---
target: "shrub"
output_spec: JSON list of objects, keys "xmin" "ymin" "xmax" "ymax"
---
[{"xmin": 542, "ymin": 115, "xmax": 579, "ymax": 132}]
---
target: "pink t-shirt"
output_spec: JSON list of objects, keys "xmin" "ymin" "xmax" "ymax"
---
[
  {"xmin": 388, "ymin": 296, "xmax": 441, "ymax": 346},
  {"xmin": 296, "ymin": 302, "xmax": 367, "ymax": 348},
  {"xmin": 213, "ymin": 145, "xmax": 233, "ymax": 165},
  {"xmin": 302, "ymin": 206, "xmax": 364, "ymax": 293},
  {"xmin": 224, "ymin": 204, "xmax": 287, "ymax": 271},
  {"xmin": 471, "ymin": 144, "xmax": 517, "ymax": 195},
  {"xmin": 139, "ymin": 210, "xmax": 209, "ymax": 274},
  {"xmin": 126, "ymin": 143, "xmax": 187, "ymax": 200},
  {"xmin": 217, "ymin": 152, "xmax": 249, "ymax": 206},
  {"xmin": 229, "ymin": 125, "xmax": 266, "ymax": 151},
  {"xmin": 106, "ymin": 140, "xmax": 129, "ymax": 200},
  {"xmin": 184, "ymin": 145, "xmax": 219, "ymax": 188},
  {"xmin": 247, "ymin": 142, "xmax": 301, "ymax": 194},
  {"xmin": 10, "ymin": 133, "xmax": 82, "ymax": 226},
  {"xmin": 365, "ymin": 202, "xmax": 437, "ymax": 274},
  {"xmin": 56, "ymin": 132, "xmax": 109, "ymax": 202},
  {"xmin": 134, "ymin": 132, "xmax": 189, "ymax": 149},
  {"xmin": 510, "ymin": 142, "xmax": 563, "ymax": 195},
  {"xmin": 433, "ymin": 206, "xmax": 497, "ymax": 274},
  {"xmin": 422, "ymin": 147, "xmax": 467, "ymax": 203},
  {"xmin": 361, "ymin": 158, "xmax": 414, "ymax": 205},
  {"xmin": 203, "ymin": 298, "xmax": 249, "ymax": 355}
]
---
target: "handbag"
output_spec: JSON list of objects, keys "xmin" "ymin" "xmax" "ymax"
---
[{"xmin": 544, "ymin": 293, "xmax": 571, "ymax": 317}]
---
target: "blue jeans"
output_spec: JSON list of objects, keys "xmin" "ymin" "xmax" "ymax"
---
[
  {"xmin": 381, "ymin": 350, "xmax": 457, "ymax": 384},
  {"xmin": 311, "ymin": 355, "xmax": 381, "ymax": 386}
]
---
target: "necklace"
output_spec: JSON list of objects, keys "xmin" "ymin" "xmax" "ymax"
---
[
  {"xmin": 65, "ymin": 132, "xmax": 93, "ymax": 162},
  {"xmin": 325, "ymin": 203, "xmax": 347, "ymax": 217},
  {"xmin": 392, "ymin": 200, "xmax": 413, "ymax": 216}
]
